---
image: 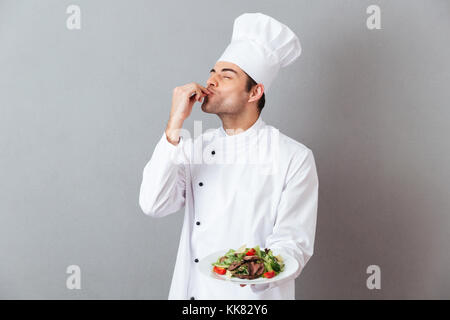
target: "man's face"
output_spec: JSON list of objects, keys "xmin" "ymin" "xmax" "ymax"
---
[{"xmin": 201, "ymin": 61, "xmax": 250, "ymax": 115}]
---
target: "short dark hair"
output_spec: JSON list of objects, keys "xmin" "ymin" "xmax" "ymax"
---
[{"xmin": 245, "ymin": 74, "xmax": 265, "ymax": 113}]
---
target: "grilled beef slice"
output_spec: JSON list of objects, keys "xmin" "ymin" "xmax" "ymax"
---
[
  {"xmin": 243, "ymin": 255, "xmax": 261, "ymax": 262},
  {"xmin": 248, "ymin": 262, "xmax": 265, "ymax": 277},
  {"xmin": 228, "ymin": 261, "xmax": 244, "ymax": 271},
  {"xmin": 233, "ymin": 261, "xmax": 265, "ymax": 279}
]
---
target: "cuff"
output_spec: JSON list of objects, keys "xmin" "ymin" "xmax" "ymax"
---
[
  {"xmin": 160, "ymin": 132, "xmax": 183, "ymax": 148},
  {"xmin": 157, "ymin": 132, "xmax": 186, "ymax": 164}
]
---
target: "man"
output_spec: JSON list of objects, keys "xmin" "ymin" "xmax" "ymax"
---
[{"xmin": 139, "ymin": 13, "xmax": 319, "ymax": 300}]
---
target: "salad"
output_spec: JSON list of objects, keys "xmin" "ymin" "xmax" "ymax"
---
[{"xmin": 211, "ymin": 245, "xmax": 285, "ymax": 280}]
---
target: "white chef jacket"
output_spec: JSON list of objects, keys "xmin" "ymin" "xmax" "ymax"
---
[{"xmin": 139, "ymin": 115, "xmax": 319, "ymax": 300}]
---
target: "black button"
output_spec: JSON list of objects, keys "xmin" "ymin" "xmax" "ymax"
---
[
  {"xmin": 196, "ymin": 221, "xmax": 200, "ymax": 225},
  {"xmin": 190, "ymin": 296, "xmax": 195, "ymax": 300},
  {"xmin": 211, "ymin": 150, "xmax": 215, "ymax": 155},
  {"xmin": 194, "ymin": 258, "xmax": 199, "ymax": 263},
  {"xmin": 199, "ymin": 182, "xmax": 203, "ymax": 187}
]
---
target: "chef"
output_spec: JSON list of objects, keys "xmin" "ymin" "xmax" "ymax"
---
[{"xmin": 139, "ymin": 12, "xmax": 319, "ymax": 300}]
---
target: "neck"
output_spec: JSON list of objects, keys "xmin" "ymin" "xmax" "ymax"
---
[{"xmin": 218, "ymin": 111, "xmax": 260, "ymax": 136}]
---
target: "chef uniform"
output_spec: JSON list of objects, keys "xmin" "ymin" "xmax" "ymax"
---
[{"xmin": 139, "ymin": 13, "xmax": 319, "ymax": 300}]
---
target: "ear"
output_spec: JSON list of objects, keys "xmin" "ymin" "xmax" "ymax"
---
[{"xmin": 247, "ymin": 83, "xmax": 265, "ymax": 103}]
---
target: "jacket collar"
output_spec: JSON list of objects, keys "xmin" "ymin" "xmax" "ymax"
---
[
  {"xmin": 209, "ymin": 116, "xmax": 266, "ymax": 154},
  {"xmin": 218, "ymin": 115, "xmax": 265, "ymax": 138}
]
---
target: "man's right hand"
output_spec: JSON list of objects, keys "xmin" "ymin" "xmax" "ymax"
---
[{"xmin": 165, "ymin": 83, "xmax": 211, "ymax": 145}]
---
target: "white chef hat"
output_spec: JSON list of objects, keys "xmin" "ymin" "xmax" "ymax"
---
[{"xmin": 217, "ymin": 12, "xmax": 302, "ymax": 92}]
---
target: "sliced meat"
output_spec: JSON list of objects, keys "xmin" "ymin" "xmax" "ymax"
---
[
  {"xmin": 228, "ymin": 261, "xmax": 243, "ymax": 271},
  {"xmin": 219, "ymin": 256, "xmax": 227, "ymax": 263},
  {"xmin": 248, "ymin": 262, "xmax": 265, "ymax": 277},
  {"xmin": 232, "ymin": 261, "xmax": 265, "ymax": 280},
  {"xmin": 247, "ymin": 262, "xmax": 257, "ymax": 275},
  {"xmin": 255, "ymin": 264, "xmax": 265, "ymax": 277},
  {"xmin": 243, "ymin": 255, "xmax": 261, "ymax": 262}
]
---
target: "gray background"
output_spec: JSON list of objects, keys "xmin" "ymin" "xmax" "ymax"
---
[{"xmin": 0, "ymin": 0, "xmax": 449, "ymax": 299}]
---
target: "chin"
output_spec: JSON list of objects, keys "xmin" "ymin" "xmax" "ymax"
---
[{"xmin": 201, "ymin": 102, "xmax": 217, "ymax": 114}]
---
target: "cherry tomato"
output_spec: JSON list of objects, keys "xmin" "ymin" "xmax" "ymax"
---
[
  {"xmin": 213, "ymin": 266, "xmax": 226, "ymax": 275},
  {"xmin": 246, "ymin": 248, "xmax": 256, "ymax": 256}
]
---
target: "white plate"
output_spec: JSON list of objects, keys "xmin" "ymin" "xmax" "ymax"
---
[{"xmin": 198, "ymin": 248, "xmax": 298, "ymax": 285}]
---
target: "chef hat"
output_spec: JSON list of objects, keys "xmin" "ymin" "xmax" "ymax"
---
[{"xmin": 217, "ymin": 12, "xmax": 302, "ymax": 92}]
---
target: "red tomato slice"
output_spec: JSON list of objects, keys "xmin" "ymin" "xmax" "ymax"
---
[
  {"xmin": 213, "ymin": 266, "xmax": 227, "ymax": 275},
  {"xmin": 246, "ymin": 248, "xmax": 256, "ymax": 256}
]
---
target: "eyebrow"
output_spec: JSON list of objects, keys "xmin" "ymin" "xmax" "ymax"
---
[{"xmin": 210, "ymin": 68, "xmax": 238, "ymax": 76}]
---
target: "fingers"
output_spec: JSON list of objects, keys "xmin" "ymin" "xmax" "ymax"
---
[
  {"xmin": 193, "ymin": 83, "xmax": 213, "ymax": 97},
  {"xmin": 193, "ymin": 84, "xmax": 211, "ymax": 102},
  {"xmin": 184, "ymin": 83, "xmax": 211, "ymax": 103},
  {"xmin": 195, "ymin": 87, "xmax": 210, "ymax": 103},
  {"xmin": 188, "ymin": 90, "xmax": 202, "ymax": 102},
  {"xmin": 201, "ymin": 87, "xmax": 212, "ymax": 95},
  {"xmin": 195, "ymin": 90, "xmax": 204, "ymax": 102}
]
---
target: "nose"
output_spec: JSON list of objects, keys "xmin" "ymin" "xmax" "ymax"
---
[{"xmin": 206, "ymin": 74, "xmax": 218, "ymax": 89}]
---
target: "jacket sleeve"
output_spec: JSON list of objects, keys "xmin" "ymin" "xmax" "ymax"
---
[
  {"xmin": 138, "ymin": 132, "xmax": 189, "ymax": 218},
  {"xmin": 251, "ymin": 148, "xmax": 319, "ymax": 293}
]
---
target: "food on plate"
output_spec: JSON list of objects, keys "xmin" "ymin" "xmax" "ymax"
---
[{"xmin": 211, "ymin": 245, "xmax": 284, "ymax": 280}]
